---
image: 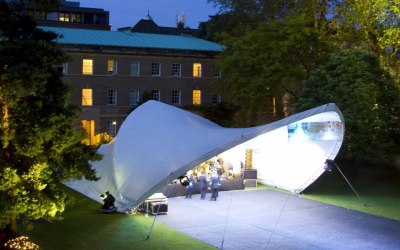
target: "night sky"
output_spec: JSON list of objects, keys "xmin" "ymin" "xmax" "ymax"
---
[{"xmin": 77, "ymin": 0, "xmax": 219, "ymax": 30}]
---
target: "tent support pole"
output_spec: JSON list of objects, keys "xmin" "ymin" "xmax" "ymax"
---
[
  {"xmin": 146, "ymin": 173, "xmax": 173, "ymax": 240},
  {"xmin": 333, "ymin": 161, "xmax": 367, "ymax": 206},
  {"xmin": 146, "ymin": 204, "xmax": 161, "ymax": 240}
]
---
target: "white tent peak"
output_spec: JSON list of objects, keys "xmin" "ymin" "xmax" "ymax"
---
[{"xmin": 65, "ymin": 100, "xmax": 345, "ymax": 211}]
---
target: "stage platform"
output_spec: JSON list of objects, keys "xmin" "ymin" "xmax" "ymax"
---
[{"xmin": 161, "ymin": 178, "xmax": 245, "ymax": 198}]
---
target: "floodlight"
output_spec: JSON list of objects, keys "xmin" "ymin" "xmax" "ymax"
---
[
  {"xmin": 178, "ymin": 175, "xmax": 190, "ymax": 186},
  {"xmin": 324, "ymin": 159, "xmax": 334, "ymax": 172}
]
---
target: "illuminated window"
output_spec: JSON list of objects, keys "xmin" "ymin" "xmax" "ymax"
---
[
  {"xmin": 129, "ymin": 89, "xmax": 140, "ymax": 106},
  {"xmin": 151, "ymin": 90, "xmax": 160, "ymax": 101},
  {"xmin": 172, "ymin": 90, "xmax": 181, "ymax": 105},
  {"xmin": 193, "ymin": 63, "xmax": 202, "ymax": 77},
  {"xmin": 172, "ymin": 63, "xmax": 181, "ymax": 77},
  {"xmin": 59, "ymin": 12, "xmax": 70, "ymax": 22},
  {"xmin": 107, "ymin": 90, "xmax": 117, "ymax": 105},
  {"xmin": 212, "ymin": 92, "xmax": 221, "ymax": 104},
  {"xmin": 107, "ymin": 121, "xmax": 117, "ymax": 137},
  {"xmin": 245, "ymin": 149, "xmax": 253, "ymax": 169},
  {"xmin": 82, "ymin": 89, "xmax": 93, "ymax": 106},
  {"xmin": 192, "ymin": 90, "xmax": 201, "ymax": 105},
  {"xmin": 107, "ymin": 60, "xmax": 117, "ymax": 75},
  {"xmin": 82, "ymin": 59, "xmax": 93, "ymax": 75},
  {"xmin": 152, "ymin": 62, "xmax": 161, "ymax": 76},
  {"xmin": 81, "ymin": 120, "xmax": 95, "ymax": 145},
  {"xmin": 71, "ymin": 13, "xmax": 81, "ymax": 23},
  {"xmin": 131, "ymin": 61, "xmax": 140, "ymax": 76}
]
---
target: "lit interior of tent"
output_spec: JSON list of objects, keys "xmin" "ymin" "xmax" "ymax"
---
[
  {"xmin": 203, "ymin": 112, "xmax": 344, "ymax": 194},
  {"xmin": 65, "ymin": 101, "xmax": 344, "ymax": 211}
]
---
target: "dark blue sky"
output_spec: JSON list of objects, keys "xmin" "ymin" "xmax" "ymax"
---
[{"xmin": 77, "ymin": 0, "xmax": 219, "ymax": 30}]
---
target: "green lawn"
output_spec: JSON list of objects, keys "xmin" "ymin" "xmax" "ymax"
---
[
  {"xmin": 18, "ymin": 165, "xmax": 400, "ymax": 249},
  {"xmin": 299, "ymin": 166, "xmax": 400, "ymax": 221},
  {"xmin": 19, "ymin": 188, "xmax": 215, "ymax": 250}
]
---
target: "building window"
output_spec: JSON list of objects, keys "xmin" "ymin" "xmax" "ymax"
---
[
  {"xmin": 82, "ymin": 89, "xmax": 93, "ymax": 106},
  {"xmin": 193, "ymin": 63, "xmax": 202, "ymax": 77},
  {"xmin": 212, "ymin": 92, "xmax": 222, "ymax": 104},
  {"xmin": 151, "ymin": 90, "xmax": 160, "ymax": 101},
  {"xmin": 28, "ymin": 10, "xmax": 34, "ymax": 18},
  {"xmin": 71, "ymin": 13, "xmax": 81, "ymax": 23},
  {"xmin": 172, "ymin": 63, "xmax": 181, "ymax": 77},
  {"xmin": 107, "ymin": 90, "xmax": 117, "ymax": 105},
  {"xmin": 46, "ymin": 12, "xmax": 58, "ymax": 21},
  {"xmin": 130, "ymin": 89, "xmax": 140, "ymax": 106},
  {"xmin": 171, "ymin": 90, "xmax": 181, "ymax": 105},
  {"xmin": 192, "ymin": 90, "xmax": 201, "ymax": 105},
  {"xmin": 245, "ymin": 149, "xmax": 253, "ymax": 169},
  {"xmin": 107, "ymin": 60, "xmax": 117, "ymax": 75},
  {"xmin": 107, "ymin": 121, "xmax": 117, "ymax": 137},
  {"xmin": 84, "ymin": 13, "xmax": 94, "ymax": 24},
  {"xmin": 94, "ymin": 14, "xmax": 100, "ymax": 24},
  {"xmin": 57, "ymin": 62, "xmax": 68, "ymax": 75},
  {"xmin": 131, "ymin": 61, "xmax": 140, "ymax": 76},
  {"xmin": 81, "ymin": 120, "xmax": 95, "ymax": 145},
  {"xmin": 213, "ymin": 65, "xmax": 222, "ymax": 78},
  {"xmin": 59, "ymin": 12, "xmax": 70, "ymax": 22},
  {"xmin": 82, "ymin": 59, "xmax": 93, "ymax": 75},
  {"xmin": 151, "ymin": 62, "xmax": 161, "ymax": 76},
  {"xmin": 36, "ymin": 11, "xmax": 46, "ymax": 20}
]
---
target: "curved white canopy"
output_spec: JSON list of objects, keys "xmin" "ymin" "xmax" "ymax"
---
[{"xmin": 65, "ymin": 101, "xmax": 344, "ymax": 211}]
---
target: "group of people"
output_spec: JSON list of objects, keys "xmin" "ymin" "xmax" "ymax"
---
[
  {"xmin": 101, "ymin": 170, "xmax": 222, "ymax": 213},
  {"xmin": 186, "ymin": 171, "xmax": 220, "ymax": 201}
]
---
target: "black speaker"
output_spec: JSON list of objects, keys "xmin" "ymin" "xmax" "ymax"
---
[
  {"xmin": 149, "ymin": 202, "xmax": 168, "ymax": 215},
  {"xmin": 243, "ymin": 169, "xmax": 257, "ymax": 179}
]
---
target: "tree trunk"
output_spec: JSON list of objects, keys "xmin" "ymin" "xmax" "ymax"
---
[{"xmin": 5, "ymin": 219, "xmax": 17, "ymax": 237}]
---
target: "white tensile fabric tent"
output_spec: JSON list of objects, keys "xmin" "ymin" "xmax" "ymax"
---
[{"xmin": 65, "ymin": 101, "xmax": 344, "ymax": 212}]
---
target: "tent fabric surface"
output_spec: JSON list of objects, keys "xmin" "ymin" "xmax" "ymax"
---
[{"xmin": 65, "ymin": 101, "xmax": 344, "ymax": 211}]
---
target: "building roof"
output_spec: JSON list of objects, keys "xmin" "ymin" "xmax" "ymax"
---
[
  {"xmin": 40, "ymin": 26, "xmax": 224, "ymax": 52},
  {"xmin": 130, "ymin": 18, "xmax": 199, "ymax": 37}
]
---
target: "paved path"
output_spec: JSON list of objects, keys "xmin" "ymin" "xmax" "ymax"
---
[{"xmin": 154, "ymin": 189, "xmax": 400, "ymax": 250}]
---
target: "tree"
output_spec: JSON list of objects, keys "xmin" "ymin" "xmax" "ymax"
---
[
  {"xmin": 336, "ymin": 0, "xmax": 400, "ymax": 54},
  {"xmin": 333, "ymin": 0, "xmax": 400, "ymax": 79},
  {"xmin": 201, "ymin": 0, "xmax": 306, "ymax": 42},
  {"xmin": 202, "ymin": 0, "xmax": 299, "ymax": 42},
  {"xmin": 205, "ymin": 0, "xmax": 339, "ymax": 35},
  {"xmin": 0, "ymin": 3, "xmax": 100, "ymax": 235},
  {"xmin": 185, "ymin": 102, "xmax": 239, "ymax": 127},
  {"xmin": 216, "ymin": 13, "xmax": 331, "ymax": 126},
  {"xmin": 207, "ymin": 0, "xmax": 307, "ymax": 20},
  {"xmin": 202, "ymin": 0, "xmax": 339, "ymax": 126},
  {"xmin": 295, "ymin": 50, "xmax": 400, "ymax": 167}
]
